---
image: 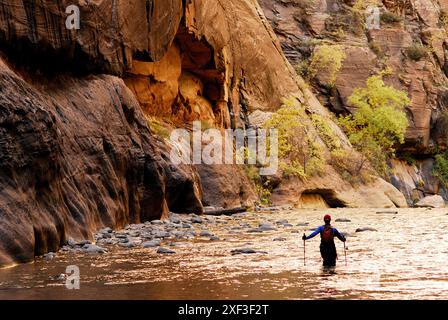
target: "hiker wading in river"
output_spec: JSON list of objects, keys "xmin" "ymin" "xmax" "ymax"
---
[{"xmin": 302, "ymin": 215, "xmax": 346, "ymax": 267}]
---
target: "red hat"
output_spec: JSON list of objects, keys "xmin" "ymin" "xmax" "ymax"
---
[{"xmin": 324, "ymin": 214, "xmax": 331, "ymax": 221}]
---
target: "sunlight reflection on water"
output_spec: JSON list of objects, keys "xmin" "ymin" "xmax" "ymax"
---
[{"xmin": 0, "ymin": 208, "xmax": 447, "ymax": 299}]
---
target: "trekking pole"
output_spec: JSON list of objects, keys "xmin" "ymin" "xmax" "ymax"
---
[
  {"xmin": 344, "ymin": 242, "xmax": 347, "ymax": 266},
  {"xmin": 303, "ymin": 234, "xmax": 306, "ymax": 266}
]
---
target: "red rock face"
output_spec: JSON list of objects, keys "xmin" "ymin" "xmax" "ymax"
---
[
  {"xmin": 259, "ymin": 0, "xmax": 448, "ymax": 153},
  {"xmin": 0, "ymin": 57, "xmax": 204, "ymax": 266},
  {"xmin": 0, "ymin": 0, "xmax": 183, "ymax": 74}
]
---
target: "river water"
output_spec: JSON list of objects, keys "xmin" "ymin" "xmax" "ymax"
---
[{"xmin": 0, "ymin": 208, "xmax": 447, "ymax": 300}]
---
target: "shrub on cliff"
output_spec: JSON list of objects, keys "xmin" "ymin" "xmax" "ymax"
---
[
  {"xmin": 406, "ymin": 44, "xmax": 428, "ymax": 61},
  {"xmin": 380, "ymin": 12, "xmax": 402, "ymax": 24},
  {"xmin": 146, "ymin": 116, "xmax": 171, "ymax": 139},
  {"xmin": 433, "ymin": 152, "xmax": 448, "ymax": 188},
  {"xmin": 264, "ymin": 98, "xmax": 325, "ymax": 180},
  {"xmin": 441, "ymin": 11, "xmax": 448, "ymax": 29},
  {"xmin": 309, "ymin": 45, "xmax": 346, "ymax": 87},
  {"xmin": 311, "ymin": 114, "xmax": 342, "ymax": 151},
  {"xmin": 339, "ymin": 75, "xmax": 410, "ymax": 176}
]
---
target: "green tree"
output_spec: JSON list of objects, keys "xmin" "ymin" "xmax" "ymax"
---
[
  {"xmin": 339, "ymin": 75, "xmax": 410, "ymax": 175},
  {"xmin": 264, "ymin": 98, "xmax": 325, "ymax": 180},
  {"xmin": 309, "ymin": 45, "xmax": 346, "ymax": 87},
  {"xmin": 433, "ymin": 152, "xmax": 448, "ymax": 188}
]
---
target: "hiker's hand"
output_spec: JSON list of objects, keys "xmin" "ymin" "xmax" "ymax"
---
[{"xmin": 302, "ymin": 235, "xmax": 306, "ymax": 241}]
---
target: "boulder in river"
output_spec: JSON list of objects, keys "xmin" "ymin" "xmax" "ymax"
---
[
  {"xmin": 100, "ymin": 227, "xmax": 113, "ymax": 234},
  {"xmin": 231, "ymin": 248, "xmax": 257, "ymax": 255},
  {"xmin": 415, "ymin": 195, "xmax": 446, "ymax": 208},
  {"xmin": 191, "ymin": 217, "xmax": 204, "ymax": 224},
  {"xmin": 43, "ymin": 252, "xmax": 55, "ymax": 261},
  {"xmin": 296, "ymin": 223, "xmax": 309, "ymax": 227},
  {"xmin": 355, "ymin": 227, "xmax": 378, "ymax": 233},
  {"xmin": 157, "ymin": 247, "xmax": 176, "ymax": 254},
  {"xmin": 118, "ymin": 242, "xmax": 135, "ymax": 248},
  {"xmin": 258, "ymin": 223, "xmax": 277, "ymax": 231},
  {"xmin": 83, "ymin": 244, "xmax": 107, "ymax": 254},
  {"xmin": 143, "ymin": 240, "xmax": 161, "ymax": 248},
  {"xmin": 200, "ymin": 231, "xmax": 213, "ymax": 237},
  {"xmin": 273, "ymin": 237, "xmax": 287, "ymax": 241},
  {"xmin": 335, "ymin": 218, "xmax": 351, "ymax": 222}
]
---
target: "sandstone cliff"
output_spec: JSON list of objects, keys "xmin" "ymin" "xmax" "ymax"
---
[
  {"xmin": 0, "ymin": 0, "xmax": 408, "ymax": 266},
  {"xmin": 259, "ymin": 0, "xmax": 448, "ymax": 204}
]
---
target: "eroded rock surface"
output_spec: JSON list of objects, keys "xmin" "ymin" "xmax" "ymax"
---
[
  {"xmin": 0, "ymin": 0, "xmax": 414, "ymax": 267},
  {"xmin": 259, "ymin": 0, "xmax": 448, "ymax": 203},
  {"xmin": 0, "ymin": 58, "xmax": 202, "ymax": 266}
]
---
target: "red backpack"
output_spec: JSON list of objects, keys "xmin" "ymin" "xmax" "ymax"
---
[{"xmin": 321, "ymin": 225, "xmax": 334, "ymax": 242}]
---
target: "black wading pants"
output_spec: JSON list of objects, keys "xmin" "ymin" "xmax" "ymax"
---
[{"xmin": 320, "ymin": 241, "xmax": 337, "ymax": 267}]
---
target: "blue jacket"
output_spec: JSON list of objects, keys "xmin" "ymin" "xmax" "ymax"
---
[{"xmin": 304, "ymin": 225, "xmax": 346, "ymax": 242}]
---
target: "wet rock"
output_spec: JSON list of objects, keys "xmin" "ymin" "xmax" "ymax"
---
[
  {"xmin": 355, "ymin": 227, "xmax": 378, "ymax": 233},
  {"xmin": 200, "ymin": 231, "xmax": 213, "ymax": 237},
  {"xmin": 376, "ymin": 211, "xmax": 398, "ymax": 215},
  {"xmin": 77, "ymin": 240, "xmax": 91, "ymax": 246},
  {"xmin": 169, "ymin": 216, "xmax": 181, "ymax": 224},
  {"xmin": 261, "ymin": 207, "xmax": 280, "ymax": 212},
  {"xmin": 296, "ymin": 223, "xmax": 309, "ymax": 227},
  {"xmin": 169, "ymin": 242, "xmax": 189, "ymax": 247},
  {"xmin": 118, "ymin": 242, "xmax": 135, "ymax": 248},
  {"xmin": 43, "ymin": 252, "xmax": 55, "ymax": 261},
  {"xmin": 231, "ymin": 248, "xmax": 257, "ymax": 255},
  {"xmin": 415, "ymin": 195, "xmax": 446, "ymax": 208},
  {"xmin": 335, "ymin": 218, "xmax": 351, "ymax": 222},
  {"xmin": 83, "ymin": 244, "xmax": 107, "ymax": 254},
  {"xmin": 67, "ymin": 239, "xmax": 77, "ymax": 247},
  {"xmin": 191, "ymin": 217, "xmax": 204, "ymax": 224},
  {"xmin": 143, "ymin": 240, "xmax": 161, "ymax": 248},
  {"xmin": 97, "ymin": 238, "xmax": 115, "ymax": 245},
  {"xmin": 209, "ymin": 236, "xmax": 220, "ymax": 241},
  {"xmin": 247, "ymin": 228, "xmax": 264, "ymax": 233},
  {"xmin": 157, "ymin": 247, "xmax": 176, "ymax": 254},
  {"xmin": 116, "ymin": 234, "xmax": 128, "ymax": 239},
  {"xmin": 258, "ymin": 223, "xmax": 277, "ymax": 231},
  {"xmin": 231, "ymin": 248, "xmax": 268, "ymax": 255},
  {"xmin": 186, "ymin": 230, "xmax": 197, "ymax": 237},
  {"xmin": 273, "ymin": 237, "xmax": 287, "ymax": 241},
  {"xmin": 182, "ymin": 223, "xmax": 193, "ymax": 229},
  {"xmin": 129, "ymin": 231, "xmax": 140, "ymax": 237},
  {"xmin": 152, "ymin": 231, "xmax": 171, "ymax": 239},
  {"xmin": 100, "ymin": 227, "xmax": 113, "ymax": 234},
  {"xmin": 56, "ymin": 274, "xmax": 67, "ymax": 281}
]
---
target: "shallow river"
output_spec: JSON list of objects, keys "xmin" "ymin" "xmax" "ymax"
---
[{"xmin": 0, "ymin": 208, "xmax": 447, "ymax": 300}]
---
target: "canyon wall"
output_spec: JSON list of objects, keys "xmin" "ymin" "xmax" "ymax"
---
[
  {"xmin": 0, "ymin": 0, "xmax": 408, "ymax": 266},
  {"xmin": 259, "ymin": 0, "xmax": 448, "ymax": 204}
]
